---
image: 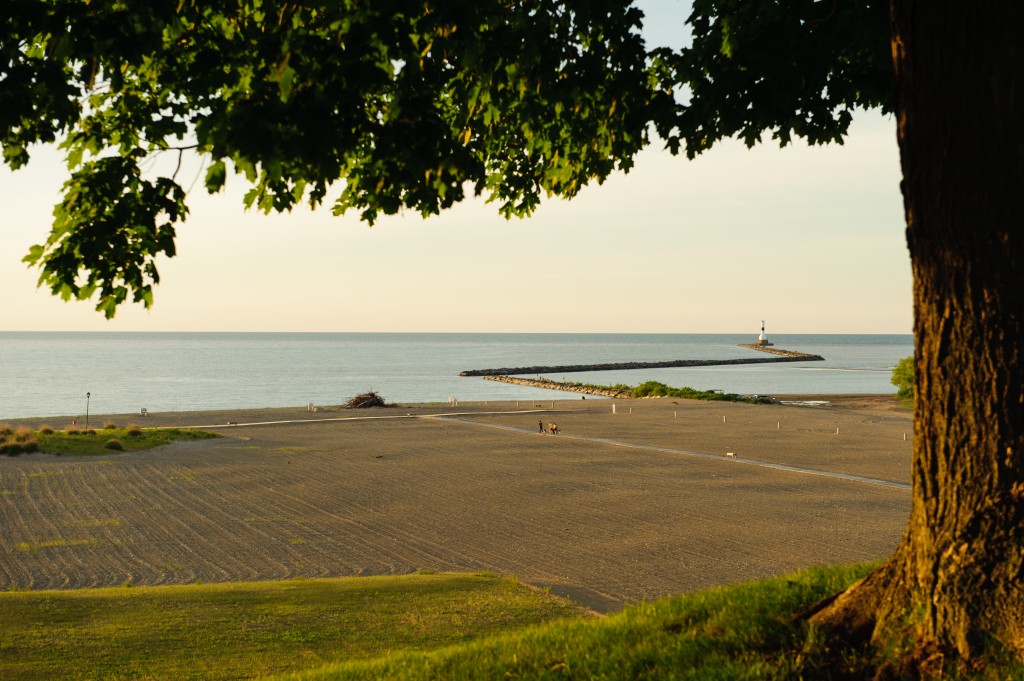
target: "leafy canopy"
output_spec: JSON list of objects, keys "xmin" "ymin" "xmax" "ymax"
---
[
  {"xmin": 2, "ymin": 0, "xmax": 891, "ymax": 317},
  {"xmin": 651, "ymin": 0, "xmax": 891, "ymax": 157}
]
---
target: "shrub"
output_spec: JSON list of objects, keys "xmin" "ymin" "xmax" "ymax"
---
[
  {"xmin": 125, "ymin": 424, "xmax": 143, "ymax": 437},
  {"xmin": 38, "ymin": 425, "xmax": 55, "ymax": 435},
  {"xmin": 66, "ymin": 426, "xmax": 82, "ymax": 435},
  {"xmin": 20, "ymin": 440, "xmax": 39, "ymax": 453},
  {"xmin": 83, "ymin": 429, "xmax": 96, "ymax": 436},
  {"xmin": 891, "ymin": 356, "xmax": 915, "ymax": 401},
  {"xmin": 2, "ymin": 442, "xmax": 22, "ymax": 456},
  {"xmin": 104, "ymin": 439, "xmax": 125, "ymax": 451},
  {"xmin": 14, "ymin": 426, "xmax": 33, "ymax": 443},
  {"xmin": 0, "ymin": 425, "xmax": 13, "ymax": 438},
  {"xmin": 628, "ymin": 381, "xmax": 752, "ymax": 403},
  {"xmin": 103, "ymin": 422, "xmax": 117, "ymax": 430}
]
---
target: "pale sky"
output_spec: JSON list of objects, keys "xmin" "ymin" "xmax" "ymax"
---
[{"xmin": 0, "ymin": 1, "xmax": 912, "ymax": 334}]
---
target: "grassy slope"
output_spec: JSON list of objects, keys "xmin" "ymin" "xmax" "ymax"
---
[
  {"xmin": 0, "ymin": 573, "xmax": 585, "ymax": 681},
  {"xmin": 276, "ymin": 564, "xmax": 1023, "ymax": 681},
  {"xmin": 271, "ymin": 564, "xmax": 872, "ymax": 681}
]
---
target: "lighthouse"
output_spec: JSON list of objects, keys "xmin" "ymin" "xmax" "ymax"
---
[{"xmin": 757, "ymin": 320, "xmax": 773, "ymax": 346}]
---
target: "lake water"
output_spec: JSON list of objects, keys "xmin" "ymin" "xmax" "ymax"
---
[{"xmin": 0, "ymin": 332, "xmax": 912, "ymax": 419}]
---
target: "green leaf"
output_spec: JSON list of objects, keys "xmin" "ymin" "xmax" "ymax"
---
[
  {"xmin": 277, "ymin": 65, "xmax": 296, "ymax": 102},
  {"xmin": 22, "ymin": 244, "xmax": 45, "ymax": 266},
  {"xmin": 205, "ymin": 160, "xmax": 227, "ymax": 193}
]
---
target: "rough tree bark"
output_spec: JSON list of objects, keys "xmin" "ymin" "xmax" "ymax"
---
[{"xmin": 810, "ymin": 1, "xmax": 1024, "ymax": 670}]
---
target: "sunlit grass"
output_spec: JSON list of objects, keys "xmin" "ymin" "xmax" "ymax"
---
[
  {"xmin": 276, "ymin": 564, "xmax": 877, "ymax": 681},
  {"xmin": 0, "ymin": 573, "xmax": 585, "ymax": 681}
]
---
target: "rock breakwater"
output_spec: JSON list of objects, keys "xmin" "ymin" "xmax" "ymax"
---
[
  {"xmin": 736, "ymin": 344, "xmax": 823, "ymax": 359},
  {"xmin": 459, "ymin": 350, "xmax": 823, "ymax": 377},
  {"xmin": 483, "ymin": 376, "xmax": 632, "ymax": 397}
]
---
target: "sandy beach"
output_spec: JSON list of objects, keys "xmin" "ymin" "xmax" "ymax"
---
[{"xmin": 0, "ymin": 395, "xmax": 912, "ymax": 612}]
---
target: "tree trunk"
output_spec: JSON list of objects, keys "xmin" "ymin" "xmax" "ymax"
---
[{"xmin": 810, "ymin": 1, "xmax": 1024, "ymax": 669}]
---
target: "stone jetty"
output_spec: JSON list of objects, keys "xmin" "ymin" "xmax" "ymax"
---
[
  {"xmin": 483, "ymin": 376, "xmax": 633, "ymax": 397},
  {"xmin": 736, "ymin": 344, "xmax": 822, "ymax": 359},
  {"xmin": 459, "ymin": 349, "xmax": 823, "ymax": 377}
]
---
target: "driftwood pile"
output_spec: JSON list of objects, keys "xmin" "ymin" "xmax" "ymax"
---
[{"xmin": 342, "ymin": 391, "xmax": 387, "ymax": 409}]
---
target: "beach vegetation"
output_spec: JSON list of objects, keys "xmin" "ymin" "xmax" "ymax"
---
[
  {"xmin": 125, "ymin": 424, "xmax": 144, "ymax": 437},
  {"xmin": 1, "ymin": 441, "xmax": 24, "ymax": 456},
  {"xmin": 103, "ymin": 421, "xmax": 118, "ymax": 429},
  {"xmin": 0, "ymin": 427, "xmax": 40, "ymax": 455},
  {"xmin": 0, "ymin": 426, "xmax": 217, "ymax": 456},
  {"xmin": 537, "ymin": 379, "xmax": 633, "ymax": 396},
  {"xmin": 560, "ymin": 379, "xmax": 770, "ymax": 404},
  {"xmin": 37, "ymin": 425, "xmax": 55, "ymax": 435},
  {"xmin": 630, "ymin": 380, "xmax": 772, "ymax": 403}
]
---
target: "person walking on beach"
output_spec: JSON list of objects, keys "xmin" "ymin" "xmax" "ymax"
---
[{"xmin": 539, "ymin": 420, "xmax": 545, "ymax": 434}]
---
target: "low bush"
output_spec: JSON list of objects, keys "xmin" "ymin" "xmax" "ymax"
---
[
  {"xmin": 0, "ymin": 425, "xmax": 13, "ymax": 438},
  {"xmin": 1, "ymin": 439, "xmax": 38, "ymax": 455},
  {"xmin": 104, "ymin": 439, "xmax": 124, "ymax": 451},
  {"xmin": 568, "ymin": 380, "xmax": 765, "ymax": 404},
  {"xmin": 65, "ymin": 426, "xmax": 82, "ymax": 436},
  {"xmin": 630, "ymin": 380, "xmax": 750, "ymax": 401},
  {"xmin": 14, "ymin": 426, "xmax": 33, "ymax": 443},
  {"xmin": 125, "ymin": 424, "xmax": 143, "ymax": 437},
  {"xmin": 103, "ymin": 422, "xmax": 117, "ymax": 430},
  {"xmin": 561, "ymin": 380, "xmax": 633, "ymax": 393},
  {"xmin": 38, "ymin": 425, "xmax": 55, "ymax": 435}
]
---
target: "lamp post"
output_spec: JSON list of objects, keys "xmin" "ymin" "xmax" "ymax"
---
[{"xmin": 86, "ymin": 392, "xmax": 91, "ymax": 430}]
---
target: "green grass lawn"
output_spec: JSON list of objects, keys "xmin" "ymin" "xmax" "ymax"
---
[{"xmin": 0, "ymin": 573, "xmax": 585, "ymax": 680}]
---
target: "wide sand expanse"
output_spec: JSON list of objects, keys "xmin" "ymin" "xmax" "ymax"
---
[{"xmin": 0, "ymin": 396, "xmax": 912, "ymax": 612}]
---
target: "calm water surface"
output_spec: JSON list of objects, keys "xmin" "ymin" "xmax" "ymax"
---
[{"xmin": 0, "ymin": 333, "xmax": 912, "ymax": 419}]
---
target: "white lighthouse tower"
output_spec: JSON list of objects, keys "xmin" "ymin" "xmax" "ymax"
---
[{"xmin": 757, "ymin": 320, "xmax": 773, "ymax": 346}]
